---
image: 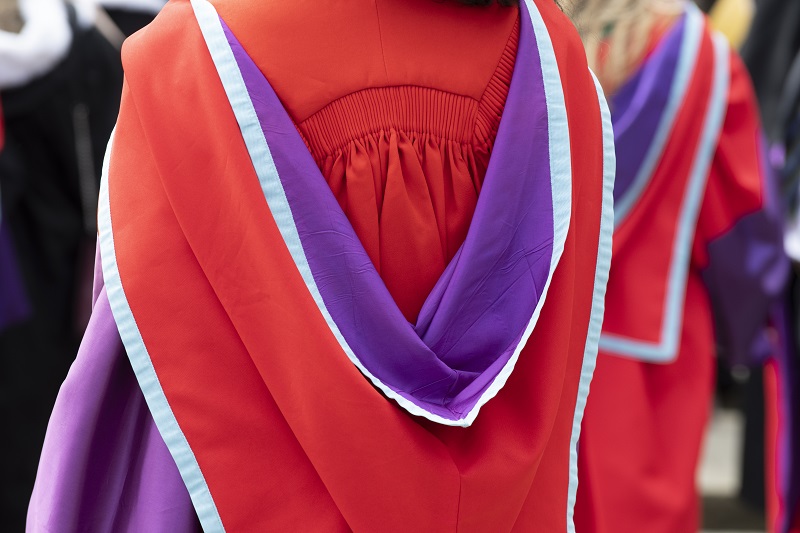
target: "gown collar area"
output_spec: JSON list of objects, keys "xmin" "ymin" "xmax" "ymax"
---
[{"xmin": 186, "ymin": 0, "xmax": 573, "ymax": 425}]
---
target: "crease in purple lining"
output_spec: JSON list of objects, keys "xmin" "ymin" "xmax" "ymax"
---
[
  {"xmin": 0, "ymin": 220, "xmax": 31, "ymax": 330},
  {"xmin": 221, "ymin": 0, "xmax": 554, "ymax": 419},
  {"xmin": 611, "ymin": 13, "xmax": 686, "ymax": 202}
]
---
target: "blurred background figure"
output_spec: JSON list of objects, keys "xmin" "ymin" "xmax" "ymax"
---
[
  {"xmin": 741, "ymin": 0, "xmax": 800, "ymax": 138},
  {"xmin": 0, "ymin": 0, "xmax": 124, "ymax": 529},
  {"xmin": 0, "ymin": 47, "xmax": 29, "ymax": 335},
  {"xmin": 568, "ymin": 1, "xmax": 787, "ymax": 533},
  {"xmin": 741, "ymin": 1, "xmax": 800, "ymax": 532}
]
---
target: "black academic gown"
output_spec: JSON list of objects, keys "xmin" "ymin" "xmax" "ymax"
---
[{"xmin": 0, "ymin": 13, "xmax": 122, "ymax": 530}]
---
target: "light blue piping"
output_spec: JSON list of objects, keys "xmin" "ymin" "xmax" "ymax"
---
[
  {"xmin": 98, "ymin": 132, "xmax": 226, "ymax": 532},
  {"xmin": 614, "ymin": 4, "xmax": 703, "ymax": 226},
  {"xmin": 565, "ymin": 71, "xmax": 616, "ymax": 533},
  {"xmin": 191, "ymin": 0, "xmax": 573, "ymax": 427},
  {"xmin": 599, "ymin": 31, "xmax": 731, "ymax": 363}
]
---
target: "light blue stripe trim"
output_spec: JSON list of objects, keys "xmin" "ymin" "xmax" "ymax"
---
[
  {"xmin": 599, "ymin": 31, "xmax": 731, "ymax": 363},
  {"xmin": 565, "ymin": 71, "xmax": 616, "ymax": 533},
  {"xmin": 614, "ymin": 4, "xmax": 704, "ymax": 226},
  {"xmin": 98, "ymin": 132, "xmax": 226, "ymax": 532},
  {"xmin": 192, "ymin": 0, "xmax": 572, "ymax": 426}
]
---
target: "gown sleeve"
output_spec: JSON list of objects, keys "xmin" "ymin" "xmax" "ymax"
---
[
  {"xmin": 26, "ymin": 243, "xmax": 201, "ymax": 531},
  {"xmin": 695, "ymin": 51, "xmax": 789, "ymax": 366}
]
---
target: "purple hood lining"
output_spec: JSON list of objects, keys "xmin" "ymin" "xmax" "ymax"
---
[{"xmin": 220, "ymin": 0, "xmax": 562, "ymax": 421}]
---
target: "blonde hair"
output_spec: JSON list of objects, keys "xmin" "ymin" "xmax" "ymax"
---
[
  {"xmin": 567, "ymin": 0, "xmax": 684, "ymax": 93},
  {"xmin": 0, "ymin": 0, "xmax": 23, "ymax": 33}
]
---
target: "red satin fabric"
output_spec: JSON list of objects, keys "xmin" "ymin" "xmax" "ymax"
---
[
  {"xmin": 766, "ymin": 360, "xmax": 781, "ymax": 533},
  {"xmin": 110, "ymin": 0, "xmax": 606, "ymax": 529}
]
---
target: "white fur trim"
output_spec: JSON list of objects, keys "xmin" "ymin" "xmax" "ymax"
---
[
  {"xmin": 0, "ymin": 0, "xmax": 72, "ymax": 89},
  {"xmin": 70, "ymin": 0, "xmax": 100, "ymax": 28}
]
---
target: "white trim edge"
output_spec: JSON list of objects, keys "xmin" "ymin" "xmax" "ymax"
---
[{"xmin": 565, "ymin": 71, "xmax": 616, "ymax": 533}]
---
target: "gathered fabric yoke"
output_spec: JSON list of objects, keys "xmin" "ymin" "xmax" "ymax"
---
[{"xmin": 221, "ymin": 0, "xmax": 520, "ymax": 322}]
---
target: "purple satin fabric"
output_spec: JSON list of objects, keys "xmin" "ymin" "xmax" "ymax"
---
[
  {"xmin": 611, "ymin": 13, "xmax": 685, "ymax": 202},
  {"xmin": 702, "ymin": 137, "xmax": 789, "ymax": 367},
  {"xmin": 0, "ymin": 221, "xmax": 31, "ymax": 330},
  {"xmin": 223, "ymin": 0, "xmax": 554, "ymax": 419},
  {"xmin": 702, "ymin": 208, "xmax": 789, "ymax": 366},
  {"xmin": 27, "ymin": 256, "xmax": 199, "ymax": 532}
]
